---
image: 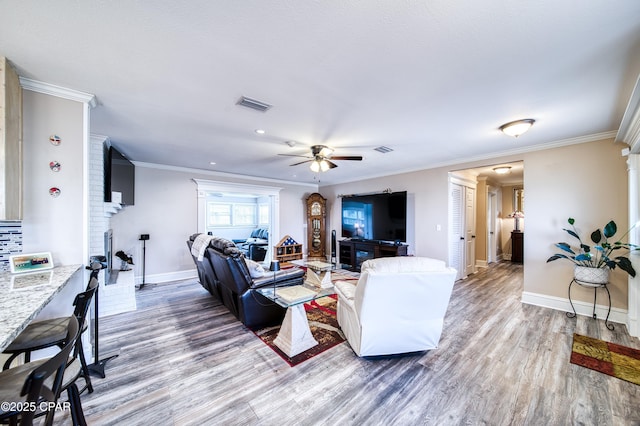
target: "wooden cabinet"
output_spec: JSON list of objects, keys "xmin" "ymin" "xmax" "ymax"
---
[
  {"xmin": 0, "ymin": 57, "xmax": 23, "ymax": 220},
  {"xmin": 511, "ymin": 231, "xmax": 523, "ymax": 263},
  {"xmin": 274, "ymin": 235, "xmax": 303, "ymax": 263},
  {"xmin": 339, "ymin": 240, "xmax": 408, "ymax": 272}
]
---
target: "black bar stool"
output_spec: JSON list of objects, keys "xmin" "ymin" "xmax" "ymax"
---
[
  {"xmin": 0, "ymin": 316, "xmax": 79, "ymax": 426},
  {"xmin": 2, "ymin": 278, "xmax": 99, "ymax": 397}
]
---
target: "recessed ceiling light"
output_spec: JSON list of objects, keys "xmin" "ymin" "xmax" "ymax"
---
[
  {"xmin": 255, "ymin": 129, "xmax": 265, "ymax": 135},
  {"xmin": 209, "ymin": 162, "xmax": 216, "ymax": 166}
]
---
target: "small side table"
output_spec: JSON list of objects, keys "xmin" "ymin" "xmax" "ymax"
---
[
  {"xmin": 511, "ymin": 231, "xmax": 523, "ymax": 263},
  {"xmin": 566, "ymin": 278, "xmax": 614, "ymax": 330},
  {"xmin": 256, "ymin": 284, "xmax": 335, "ymax": 357}
]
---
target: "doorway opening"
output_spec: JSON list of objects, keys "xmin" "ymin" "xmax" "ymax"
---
[
  {"xmin": 448, "ymin": 161, "xmax": 524, "ymax": 279},
  {"xmin": 193, "ymin": 179, "xmax": 281, "ymax": 262}
]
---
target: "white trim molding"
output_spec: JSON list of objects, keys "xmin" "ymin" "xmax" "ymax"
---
[
  {"xmin": 522, "ymin": 291, "xmax": 628, "ymax": 326},
  {"xmin": 617, "ymin": 74, "xmax": 640, "ymax": 153},
  {"xmin": 193, "ymin": 179, "xmax": 282, "ymax": 261},
  {"xmin": 19, "ymin": 77, "xmax": 97, "ymax": 108},
  {"xmin": 627, "ymin": 154, "xmax": 640, "ymax": 337},
  {"xmin": 138, "ymin": 269, "xmax": 198, "ymax": 285},
  {"xmin": 138, "ymin": 162, "xmax": 318, "ymax": 189}
]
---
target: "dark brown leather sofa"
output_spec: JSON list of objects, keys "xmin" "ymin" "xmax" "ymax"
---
[{"xmin": 187, "ymin": 234, "xmax": 304, "ymax": 328}]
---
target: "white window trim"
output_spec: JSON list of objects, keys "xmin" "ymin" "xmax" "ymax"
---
[{"xmin": 193, "ymin": 179, "xmax": 281, "ymax": 261}]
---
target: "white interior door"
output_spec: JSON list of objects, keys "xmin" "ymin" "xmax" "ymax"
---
[
  {"xmin": 449, "ymin": 183, "xmax": 465, "ymax": 280},
  {"xmin": 464, "ymin": 187, "xmax": 476, "ymax": 276},
  {"xmin": 487, "ymin": 190, "xmax": 497, "ymax": 263}
]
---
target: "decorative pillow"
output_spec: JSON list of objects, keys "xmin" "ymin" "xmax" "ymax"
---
[{"xmin": 245, "ymin": 258, "xmax": 267, "ymax": 278}]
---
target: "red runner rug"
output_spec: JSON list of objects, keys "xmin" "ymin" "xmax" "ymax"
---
[{"xmin": 570, "ymin": 333, "xmax": 640, "ymax": 386}]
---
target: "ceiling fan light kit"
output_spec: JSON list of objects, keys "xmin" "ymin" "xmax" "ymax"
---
[{"xmin": 499, "ymin": 119, "xmax": 535, "ymax": 137}]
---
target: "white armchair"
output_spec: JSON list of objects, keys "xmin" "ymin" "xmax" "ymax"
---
[{"xmin": 334, "ymin": 256, "xmax": 456, "ymax": 357}]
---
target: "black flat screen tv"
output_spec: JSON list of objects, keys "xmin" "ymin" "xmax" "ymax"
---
[
  {"xmin": 104, "ymin": 145, "xmax": 135, "ymax": 205},
  {"xmin": 341, "ymin": 191, "xmax": 407, "ymax": 242}
]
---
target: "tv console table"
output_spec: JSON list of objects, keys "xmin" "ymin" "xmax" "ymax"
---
[{"xmin": 339, "ymin": 239, "xmax": 408, "ymax": 272}]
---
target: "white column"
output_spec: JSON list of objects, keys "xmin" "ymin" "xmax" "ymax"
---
[{"xmin": 627, "ymin": 154, "xmax": 639, "ymax": 337}]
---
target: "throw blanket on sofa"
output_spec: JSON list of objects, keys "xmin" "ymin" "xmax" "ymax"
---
[{"xmin": 191, "ymin": 234, "xmax": 215, "ymax": 261}]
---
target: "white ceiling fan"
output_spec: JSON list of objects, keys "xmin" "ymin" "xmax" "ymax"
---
[{"xmin": 280, "ymin": 145, "xmax": 363, "ymax": 172}]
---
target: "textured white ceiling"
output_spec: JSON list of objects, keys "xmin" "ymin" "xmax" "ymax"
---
[{"xmin": 1, "ymin": 1, "xmax": 639, "ymax": 185}]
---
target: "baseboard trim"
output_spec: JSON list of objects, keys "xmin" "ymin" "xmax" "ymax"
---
[
  {"xmin": 521, "ymin": 291, "xmax": 628, "ymax": 325},
  {"xmin": 135, "ymin": 268, "xmax": 198, "ymax": 285}
]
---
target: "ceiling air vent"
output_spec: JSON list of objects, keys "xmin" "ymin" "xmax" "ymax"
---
[
  {"xmin": 236, "ymin": 96, "xmax": 272, "ymax": 112},
  {"xmin": 374, "ymin": 146, "xmax": 393, "ymax": 153}
]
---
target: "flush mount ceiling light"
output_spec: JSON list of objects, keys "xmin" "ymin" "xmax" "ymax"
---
[
  {"xmin": 499, "ymin": 119, "xmax": 535, "ymax": 137},
  {"xmin": 493, "ymin": 166, "xmax": 511, "ymax": 174}
]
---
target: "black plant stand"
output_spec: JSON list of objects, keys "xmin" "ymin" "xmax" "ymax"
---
[
  {"xmin": 86, "ymin": 262, "xmax": 119, "ymax": 378},
  {"xmin": 566, "ymin": 278, "xmax": 614, "ymax": 330}
]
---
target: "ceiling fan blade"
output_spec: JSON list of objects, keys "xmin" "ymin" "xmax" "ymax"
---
[
  {"xmin": 278, "ymin": 153, "xmax": 312, "ymax": 159},
  {"xmin": 290, "ymin": 159, "xmax": 313, "ymax": 166},
  {"xmin": 327, "ymin": 160, "xmax": 338, "ymax": 169},
  {"xmin": 330, "ymin": 155, "xmax": 363, "ymax": 161}
]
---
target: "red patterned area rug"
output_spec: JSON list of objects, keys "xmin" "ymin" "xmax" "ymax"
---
[
  {"xmin": 253, "ymin": 269, "xmax": 359, "ymax": 367},
  {"xmin": 253, "ymin": 295, "xmax": 343, "ymax": 367},
  {"xmin": 570, "ymin": 333, "xmax": 640, "ymax": 386}
]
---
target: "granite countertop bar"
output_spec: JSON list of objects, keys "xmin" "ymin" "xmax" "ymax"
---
[{"xmin": 0, "ymin": 264, "xmax": 82, "ymax": 352}]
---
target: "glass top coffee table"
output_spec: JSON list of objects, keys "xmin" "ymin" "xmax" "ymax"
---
[
  {"xmin": 290, "ymin": 259, "xmax": 335, "ymax": 289},
  {"xmin": 257, "ymin": 283, "xmax": 335, "ymax": 357}
]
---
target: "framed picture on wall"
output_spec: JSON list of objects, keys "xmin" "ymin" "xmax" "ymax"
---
[{"xmin": 9, "ymin": 252, "xmax": 54, "ymax": 274}]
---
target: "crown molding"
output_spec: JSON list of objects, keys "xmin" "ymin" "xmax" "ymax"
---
[
  {"xmin": 19, "ymin": 77, "xmax": 97, "ymax": 108},
  {"xmin": 325, "ymin": 131, "xmax": 617, "ymax": 187},
  {"xmin": 133, "ymin": 161, "xmax": 319, "ymax": 189},
  {"xmin": 616, "ymin": 74, "xmax": 640, "ymax": 153}
]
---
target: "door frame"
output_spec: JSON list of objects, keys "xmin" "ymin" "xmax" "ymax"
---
[
  {"xmin": 193, "ymin": 179, "xmax": 281, "ymax": 261},
  {"xmin": 448, "ymin": 174, "xmax": 477, "ymax": 279},
  {"xmin": 487, "ymin": 187, "xmax": 498, "ymax": 263}
]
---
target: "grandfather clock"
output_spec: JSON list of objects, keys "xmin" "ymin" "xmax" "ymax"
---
[{"xmin": 306, "ymin": 193, "xmax": 327, "ymax": 260}]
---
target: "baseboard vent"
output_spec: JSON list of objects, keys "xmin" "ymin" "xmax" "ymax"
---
[{"xmin": 236, "ymin": 96, "xmax": 272, "ymax": 112}]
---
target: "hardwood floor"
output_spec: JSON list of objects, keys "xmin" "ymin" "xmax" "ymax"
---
[{"xmin": 56, "ymin": 262, "xmax": 640, "ymax": 425}]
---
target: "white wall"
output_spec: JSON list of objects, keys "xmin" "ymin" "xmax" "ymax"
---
[
  {"xmin": 109, "ymin": 164, "xmax": 315, "ymax": 282},
  {"xmin": 22, "ymin": 91, "xmax": 84, "ymax": 266},
  {"xmin": 525, "ymin": 140, "xmax": 629, "ymax": 308},
  {"xmin": 322, "ymin": 137, "xmax": 630, "ymax": 311},
  {"xmin": 104, "ymin": 136, "xmax": 630, "ymax": 316},
  {"xmin": 21, "ymin": 90, "xmax": 86, "ymax": 321}
]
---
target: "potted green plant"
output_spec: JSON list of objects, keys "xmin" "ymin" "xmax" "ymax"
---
[{"xmin": 547, "ymin": 218, "xmax": 639, "ymax": 285}]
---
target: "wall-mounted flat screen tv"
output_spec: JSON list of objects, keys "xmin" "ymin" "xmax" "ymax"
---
[
  {"xmin": 104, "ymin": 145, "xmax": 135, "ymax": 205},
  {"xmin": 341, "ymin": 191, "xmax": 407, "ymax": 242}
]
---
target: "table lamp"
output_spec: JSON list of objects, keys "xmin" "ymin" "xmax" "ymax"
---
[
  {"xmin": 509, "ymin": 211, "xmax": 525, "ymax": 232},
  {"xmin": 270, "ymin": 260, "xmax": 280, "ymax": 297}
]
